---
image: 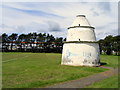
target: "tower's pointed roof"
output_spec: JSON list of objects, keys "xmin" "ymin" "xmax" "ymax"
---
[{"xmin": 71, "ymin": 15, "xmax": 91, "ymax": 27}]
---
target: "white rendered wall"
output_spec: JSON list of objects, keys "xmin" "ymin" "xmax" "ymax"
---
[
  {"xmin": 61, "ymin": 15, "xmax": 100, "ymax": 67},
  {"xmin": 61, "ymin": 43, "xmax": 100, "ymax": 66},
  {"xmin": 66, "ymin": 28, "xmax": 96, "ymax": 41},
  {"xmin": 71, "ymin": 16, "xmax": 90, "ymax": 27}
]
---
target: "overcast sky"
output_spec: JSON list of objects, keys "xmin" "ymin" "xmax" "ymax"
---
[{"xmin": 1, "ymin": 1, "xmax": 118, "ymax": 40}]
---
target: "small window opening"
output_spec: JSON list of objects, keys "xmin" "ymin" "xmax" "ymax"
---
[{"xmin": 79, "ymin": 24, "xmax": 80, "ymax": 26}]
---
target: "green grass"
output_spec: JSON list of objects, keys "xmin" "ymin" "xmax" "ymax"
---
[
  {"xmin": 86, "ymin": 74, "xmax": 119, "ymax": 88},
  {"xmin": 100, "ymin": 54, "xmax": 118, "ymax": 68},
  {"xmin": 2, "ymin": 53, "xmax": 118, "ymax": 88}
]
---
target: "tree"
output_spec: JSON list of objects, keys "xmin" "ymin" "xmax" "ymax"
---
[
  {"xmin": 54, "ymin": 37, "xmax": 63, "ymax": 43},
  {"xmin": 17, "ymin": 34, "xmax": 26, "ymax": 51},
  {"xmin": 98, "ymin": 35, "xmax": 120, "ymax": 55},
  {"xmin": 98, "ymin": 39, "xmax": 104, "ymax": 54},
  {"xmin": 2, "ymin": 33, "xmax": 8, "ymax": 43},
  {"xmin": 8, "ymin": 33, "xmax": 18, "ymax": 51},
  {"xmin": 49, "ymin": 35, "xmax": 55, "ymax": 42},
  {"xmin": 2, "ymin": 33, "xmax": 8, "ymax": 51},
  {"xmin": 37, "ymin": 33, "xmax": 45, "ymax": 42},
  {"xmin": 104, "ymin": 35, "xmax": 113, "ymax": 55},
  {"xmin": 112, "ymin": 35, "xmax": 120, "ymax": 55},
  {"xmin": 63, "ymin": 38, "xmax": 66, "ymax": 41}
]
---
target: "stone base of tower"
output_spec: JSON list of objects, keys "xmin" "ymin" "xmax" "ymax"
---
[{"xmin": 61, "ymin": 43, "xmax": 100, "ymax": 67}]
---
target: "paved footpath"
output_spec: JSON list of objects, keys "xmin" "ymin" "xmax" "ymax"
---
[{"xmin": 45, "ymin": 66, "xmax": 119, "ymax": 88}]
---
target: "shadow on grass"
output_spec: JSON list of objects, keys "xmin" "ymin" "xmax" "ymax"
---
[{"xmin": 100, "ymin": 62, "xmax": 107, "ymax": 66}]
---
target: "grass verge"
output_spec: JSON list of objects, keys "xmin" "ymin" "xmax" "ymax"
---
[
  {"xmin": 2, "ymin": 53, "xmax": 118, "ymax": 88},
  {"xmin": 86, "ymin": 74, "xmax": 119, "ymax": 88}
]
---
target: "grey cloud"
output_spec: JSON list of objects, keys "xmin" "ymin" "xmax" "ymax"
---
[
  {"xmin": 93, "ymin": 11, "xmax": 99, "ymax": 16},
  {"xmin": 2, "ymin": 22, "xmax": 49, "ymax": 34},
  {"xmin": 96, "ymin": 32, "xmax": 102, "ymax": 35},
  {"xmin": 98, "ymin": 2, "xmax": 111, "ymax": 12},
  {"xmin": 96, "ymin": 26, "xmax": 105, "ymax": 30},
  {"xmin": 96, "ymin": 22, "xmax": 117, "ymax": 30},
  {"xmin": 47, "ymin": 21, "xmax": 62, "ymax": 32},
  {"xmin": 2, "ymin": 21, "xmax": 63, "ymax": 34},
  {"xmin": 1, "ymin": 24, "xmax": 15, "ymax": 29},
  {"xmin": 1, "ymin": 24, "xmax": 25, "ymax": 33},
  {"xmin": 16, "ymin": 26, "xmax": 25, "ymax": 32},
  {"xmin": 96, "ymin": 28, "xmax": 117, "ymax": 40},
  {"xmin": 28, "ymin": 22, "xmax": 48, "ymax": 32},
  {"xmin": 80, "ymin": 2, "xmax": 88, "ymax": 4},
  {"xmin": 109, "ymin": 29, "xmax": 118, "ymax": 35},
  {"xmin": 96, "ymin": 32, "xmax": 109, "ymax": 40},
  {"xmin": 90, "ymin": 8, "xmax": 99, "ymax": 16},
  {"xmin": 96, "ymin": 33, "xmax": 105, "ymax": 40},
  {"xmin": 96, "ymin": 21, "xmax": 117, "ymax": 40}
]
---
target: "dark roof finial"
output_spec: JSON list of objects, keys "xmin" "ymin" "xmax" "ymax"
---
[{"xmin": 76, "ymin": 15, "xmax": 85, "ymax": 17}]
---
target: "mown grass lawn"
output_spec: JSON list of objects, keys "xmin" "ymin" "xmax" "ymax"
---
[
  {"xmin": 86, "ymin": 74, "xmax": 119, "ymax": 88},
  {"xmin": 100, "ymin": 54, "xmax": 118, "ymax": 68},
  {"xmin": 2, "ymin": 52, "xmax": 118, "ymax": 88}
]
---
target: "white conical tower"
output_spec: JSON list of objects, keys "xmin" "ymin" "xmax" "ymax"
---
[{"xmin": 61, "ymin": 15, "xmax": 100, "ymax": 67}]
